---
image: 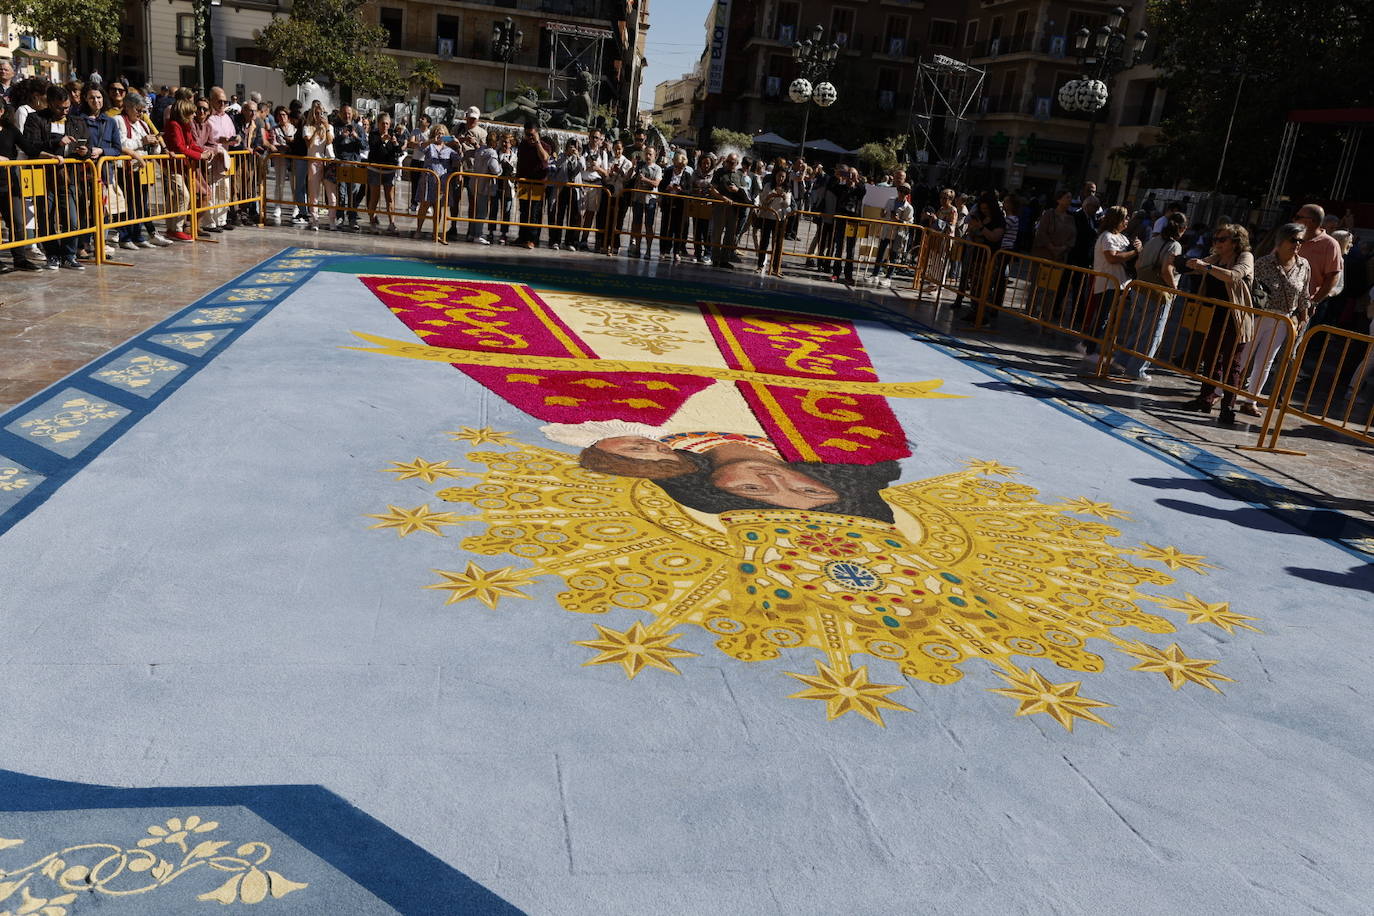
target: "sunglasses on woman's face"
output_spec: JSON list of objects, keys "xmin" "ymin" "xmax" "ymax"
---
[{"xmin": 197, "ymin": 106, "xmax": 209, "ymax": 113}]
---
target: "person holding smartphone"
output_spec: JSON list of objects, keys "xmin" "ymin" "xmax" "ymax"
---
[{"xmin": 22, "ymin": 84, "xmax": 93, "ymax": 268}]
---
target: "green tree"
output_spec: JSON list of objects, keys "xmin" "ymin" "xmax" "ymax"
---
[
  {"xmin": 408, "ymin": 59, "xmax": 441, "ymax": 112},
  {"xmin": 1146, "ymin": 0, "xmax": 1373, "ymax": 199},
  {"xmin": 0, "ymin": 0, "xmax": 122, "ymax": 52},
  {"xmin": 257, "ymin": 0, "xmax": 404, "ymax": 100},
  {"xmin": 709, "ymin": 127, "xmax": 754, "ymax": 153},
  {"xmin": 856, "ymin": 134, "xmax": 909, "ymax": 176}
]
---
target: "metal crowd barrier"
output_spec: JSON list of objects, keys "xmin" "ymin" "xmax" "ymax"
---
[
  {"xmin": 0, "ymin": 157, "xmax": 101, "ymax": 262},
  {"xmin": 185, "ymin": 149, "xmax": 263, "ymax": 233},
  {"xmin": 967, "ymin": 248, "xmax": 1123, "ymax": 369},
  {"xmin": 440, "ymin": 170, "xmax": 614, "ymax": 247},
  {"xmin": 1248, "ymin": 323, "xmax": 1374, "ymax": 454},
  {"xmin": 264, "ymin": 154, "xmax": 435, "ymax": 235},
  {"xmin": 94, "ymin": 153, "xmax": 197, "ymax": 263},
  {"xmin": 1108, "ymin": 281, "xmax": 1301, "ymax": 412}
]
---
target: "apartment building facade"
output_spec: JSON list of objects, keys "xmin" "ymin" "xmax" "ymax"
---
[
  {"xmin": 652, "ymin": 68, "xmax": 701, "ymax": 140},
  {"xmin": 367, "ymin": 0, "xmax": 649, "ymax": 124},
  {"xmin": 700, "ymin": 0, "xmax": 1164, "ymax": 199}
]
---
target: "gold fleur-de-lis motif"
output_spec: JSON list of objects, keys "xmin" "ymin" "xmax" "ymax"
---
[
  {"xmin": 0, "ymin": 467, "xmax": 33, "ymax": 492},
  {"xmin": 188, "ymin": 307, "xmax": 250, "ymax": 325},
  {"xmin": 17, "ymin": 398, "xmax": 122, "ymax": 445},
  {"xmin": 95, "ymin": 355, "xmax": 182, "ymax": 389}
]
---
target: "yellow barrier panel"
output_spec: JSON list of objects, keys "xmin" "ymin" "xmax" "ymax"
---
[
  {"xmin": 0, "ymin": 157, "xmax": 101, "ymax": 265},
  {"xmin": 1248, "ymin": 324, "xmax": 1374, "ymax": 455},
  {"xmin": 94, "ymin": 153, "xmax": 197, "ymax": 263},
  {"xmin": 970, "ymin": 248, "xmax": 1124, "ymax": 370},
  {"xmin": 191, "ymin": 149, "xmax": 264, "ymax": 229},
  {"xmin": 440, "ymin": 169, "xmax": 614, "ymax": 248},
  {"xmin": 1108, "ymin": 281, "xmax": 1301, "ymax": 414},
  {"xmin": 265, "ymin": 154, "xmax": 438, "ymax": 235}
]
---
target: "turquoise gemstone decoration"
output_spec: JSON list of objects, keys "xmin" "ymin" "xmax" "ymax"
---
[
  {"xmin": 740, "ymin": 563, "xmax": 756, "ymax": 573},
  {"xmin": 774, "ymin": 588, "xmax": 791, "ymax": 599},
  {"xmin": 882, "ymin": 615, "xmax": 901, "ymax": 628},
  {"xmin": 941, "ymin": 572, "xmax": 962, "ymax": 584},
  {"xmin": 948, "ymin": 596, "xmax": 968, "ymax": 607}
]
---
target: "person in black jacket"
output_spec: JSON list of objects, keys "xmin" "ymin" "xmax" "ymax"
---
[
  {"xmin": 829, "ymin": 166, "xmax": 867, "ymax": 284},
  {"xmin": 0, "ymin": 94, "xmax": 41, "ymax": 270},
  {"xmin": 22, "ymin": 84, "xmax": 93, "ymax": 269}
]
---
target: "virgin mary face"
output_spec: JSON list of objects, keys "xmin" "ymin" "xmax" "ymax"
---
[{"xmin": 710, "ymin": 459, "xmax": 839, "ymax": 510}]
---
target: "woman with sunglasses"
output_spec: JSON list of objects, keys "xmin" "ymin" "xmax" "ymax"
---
[{"xmin": 1180, "ymin": 224, "xmax": 1256, "ymax": 424}]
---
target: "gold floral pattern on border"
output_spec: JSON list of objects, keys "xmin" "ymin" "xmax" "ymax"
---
[{"xmin": 0, "ymin": 816, "xmax": 307, "ymax": 912}]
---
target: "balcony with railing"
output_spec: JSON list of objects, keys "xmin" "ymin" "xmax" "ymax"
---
[{"xmin": 971, "ymin": 31, "xmax": 1071, "ymax": 61}]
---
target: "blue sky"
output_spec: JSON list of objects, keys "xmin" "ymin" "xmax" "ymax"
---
[{"xmin": 640, "ymin": 0, "xmax": 714, "ymax": 111}]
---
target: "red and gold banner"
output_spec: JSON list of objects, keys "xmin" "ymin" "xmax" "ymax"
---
[
  {"xmin": 363, "ymin": 279, "xmax": 712, "ymax": 424},
  {"xmin": 701, "ymin": 303, "xmax": 910, "ymax": 464}
]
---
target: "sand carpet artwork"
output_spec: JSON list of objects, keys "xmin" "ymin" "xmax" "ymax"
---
[{"xmin": 2, "ymin": 248, "xmax": 1373, "ymax": 913}]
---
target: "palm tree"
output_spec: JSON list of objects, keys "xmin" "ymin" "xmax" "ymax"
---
[{"xmin": 408, "ymin": 59, "xmax": 442, "ymax": 114}]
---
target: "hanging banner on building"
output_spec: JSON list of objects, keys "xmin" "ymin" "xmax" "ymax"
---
[{"xmin": 706, "ymin": 0, "xmax": 730, "ymax": 94}]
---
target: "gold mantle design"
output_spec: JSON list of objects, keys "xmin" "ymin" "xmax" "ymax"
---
[{"xmin": 377, "ymin": 441, "xmax": 1256, "ymax": 731}]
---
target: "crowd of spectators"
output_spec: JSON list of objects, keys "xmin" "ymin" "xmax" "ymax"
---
[{"xmin": 0, "ymin": 68, "xmax": 1367, "ymax": 412}]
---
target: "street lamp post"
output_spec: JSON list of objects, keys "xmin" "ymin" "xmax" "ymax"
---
[
  {"xmin": 788, "ymin": 25, "xmax": 840, "ymax": 159},
  {"xmin": 1056, "ymin": 6, "xmax": 1148, "ymax": 190},
  {"xmin": 193, "ymin": 0, "xmax": 222, "ymax": 94},
  {"xmin": 491, "ymin": 16, "xmax": 523, "ymax": 109}
]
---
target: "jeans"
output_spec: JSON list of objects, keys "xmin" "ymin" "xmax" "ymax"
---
[
  {"xmin": 292, "ymin": 160, "xmax": 310, "ymax": 219},
  {"xmin": 709, "ymin": 203, "xmax": 738, "ymax": 263},
  {"xmin": 517, "ymin": 195, "xmax": 543, "ymax": 245}
]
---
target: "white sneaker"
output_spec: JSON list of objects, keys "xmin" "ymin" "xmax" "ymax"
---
[
  {"xmin": 879, "ymin": 278, "xmax": 892, "ymax": 288},
  {"xmin": 135, "ymin": 240, "xmax": 156, "ymax": 249},
  {"xmin": 1135, "ymin": 369, "xmax": 1152, "ymax": 381},
  {"xmin": 476, "ymin": 236, "xmax": 490, "ymax": 245},
  {"xmin": 1072, "ymin": 341, "xmax": 1088, "ymax": 357},
  {"xmin": 118, "ymin": 240, "xmax": 139, "ymax": 251},
  {"xmin": 148, "ymin": 234, "xmax": 173, "ymax": 247}
]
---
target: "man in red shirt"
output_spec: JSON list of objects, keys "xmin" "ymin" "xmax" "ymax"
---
[{"xmin": 1294, "ymin": 204, "xmax": 1343, "ymax": 326}]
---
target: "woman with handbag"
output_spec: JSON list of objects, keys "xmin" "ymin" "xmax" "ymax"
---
[
  {"xmin": 688, "ymin": 153, "xmax": 716, "ymax": 263},
  {"xmin": 1236, "ymin": 223, "xmax": 1310, "ymax": 416},
  {"xmin": 161, "ymin": 97, "xmax": 213, "ymax": 241},
  {"xmin": 1179, "ymin": 224, "xmax": 1257, "ymax": 425}
]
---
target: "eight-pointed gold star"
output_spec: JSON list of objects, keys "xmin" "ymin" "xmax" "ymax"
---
[
  {"xmin": 990, "ymin": 666, "xmax": 1113, "ymax": 732},
  {"xmin": 383, "ymin": 457, "xmax": 470, "ymax": 483},
  {"xmin": 366, "ymin": 504, "xmax": 464, "ymax": 537},
  {"xmin": 787, "ymin": 661, "xmax": 912, "ymax": 727},
  {"xmin": 1120, "ymin": 641, "xmax": 1233, "ymax": 692},
  {"xmin": 1145, "ymin": 593, "xmax": 1261, "ymax": 633},
  {"xmin": 966, "ymin": 458, "xmax": 1020, "ymax": 477},
  {"xmin": 575, "ymin": 621, "xmax": 698, "ymax": 678},
  {"xmin": 1127, "ymin": 542, "xmax": 1218, "ymax": 574},
  {"xmin": 446, "ymin": 426, "xmax": 517, "ymax": 446},
  {"xmin": 425, "ymin": 561, "xmax": 535, "ymax": 609},
  {"xmin": 1061, "ymin": 496, "xmax": 1132, "ymax": 521}
]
